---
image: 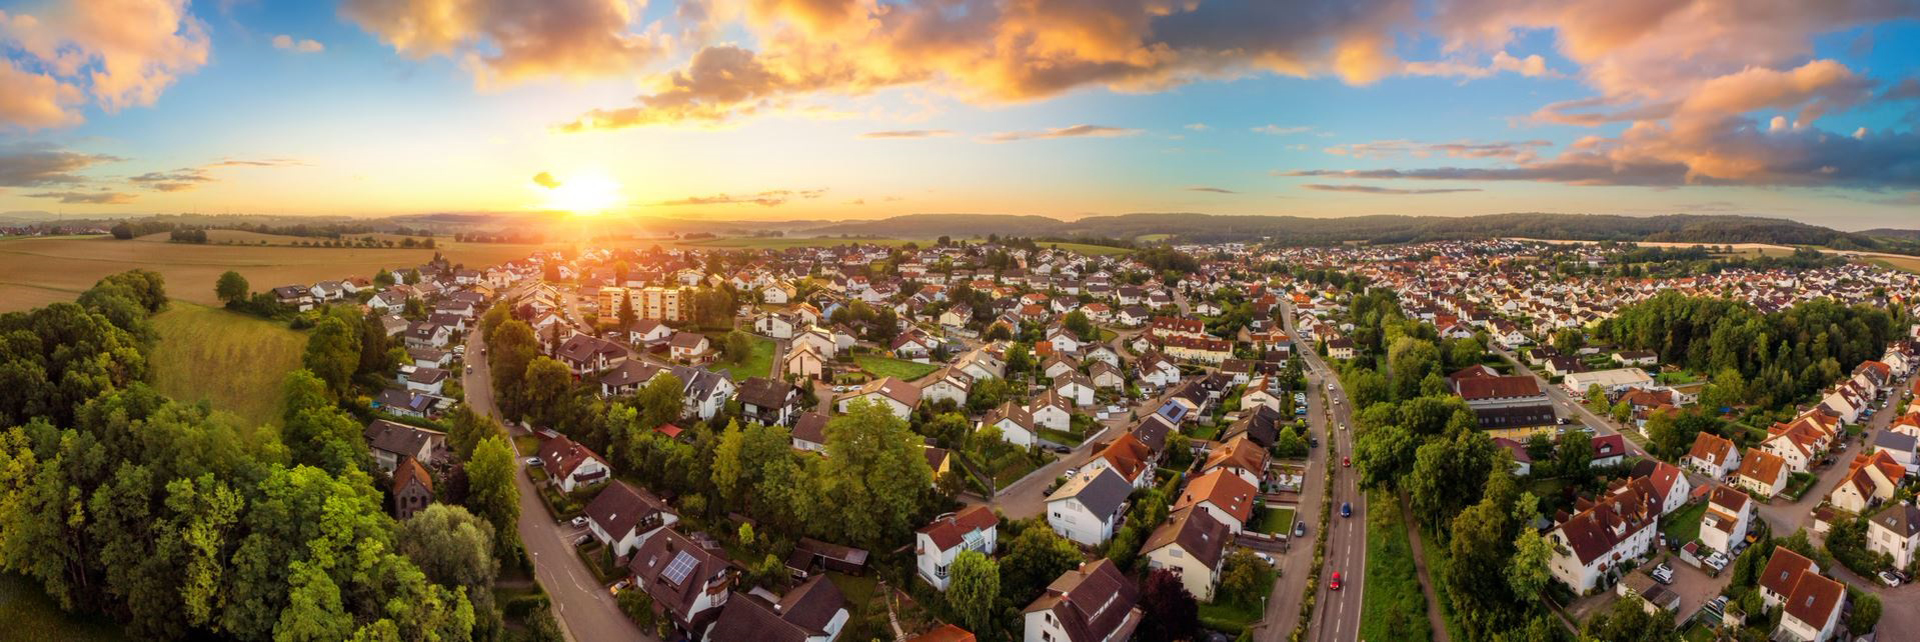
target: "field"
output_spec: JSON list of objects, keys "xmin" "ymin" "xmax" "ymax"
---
[
  {"xmin": 0, "ymin": 235, "xmax": 545, "ymax": 312},
  {"xmin": 855, "ymin": 355, "xmax": 941, "ymax": 381},
  {"xmin": 1033, "ymin": 241, "xmax": 1133, "ymax": 256},
  {"xmin": 675, "ymin": 236, "xmax": 927, "ymax": 250},
  {"xmin": 0, "ymin": 572, "xmax": 128, "ymax": 642},
  {"xmin": 711, "ymin": 334, "xmax": 775, "ymax": 380},
  {"xmin": 1868, "ymin": 256, "xmax": 1920, "ymax": 274},
  {"xmin": 1359, "ymin": 490, "xmax": 1432, "ymax": 642},
  {"xmin": 150, "ymin": 303, "xmax": 308, "ymax": 427}
]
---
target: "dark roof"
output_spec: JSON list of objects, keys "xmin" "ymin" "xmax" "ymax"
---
[
  {"xmin": 628, "ymin": 529, "xmax": 731, "ymax": 627},
  {"xmin": 1456, "ymin": 375, "xmax": 1544, "ymax": 400},
  {"xmin": 792, "ymin": 411, "xmax": 830, "ymax": 446},
  {"xmin": 1048, "ymin": 467, "xmax": 1132, "ymax": 519},
  {"xmin": 736, "ymin": 376, "xmax": 794, "ymax": 409},
  {"xmin": 668, "ymin": 332, "xmax": 708, "ymax": 349},
  {"xmin": 583, "ymin": 481, "xmax": 672, "ymax": 540},
  {"xmin": 1020, "ymin": 559, "xmax": 1142, "ymax": 642},
  {"xmin": 364, "ymin": 419, "xmax": 442, "ymax": 458},
  {"xmin": 706, "ymin": 576, "xmax": 847, "ymax": 642},
  {"xmin": 1872, "ymin": 503, "xmax": 1920, "ymax": 538},
  {"xmin": 600, "ymin": 360, "xmax": 667, "ymax": 389},
  {"xmin": 1143, "ymin": 507, "xmax": 1230, "ymax": 568}
]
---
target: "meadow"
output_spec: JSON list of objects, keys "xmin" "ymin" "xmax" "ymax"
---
[
  {"xmin": 149, "ymin": 303, "xmax": 309, "ymax": 427},
  {"xmin": 0, "ymin": 572, "xmax": 127, "ymax": 642}
]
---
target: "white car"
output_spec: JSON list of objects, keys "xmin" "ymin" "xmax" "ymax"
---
[
  {"xmin": 569, "ymin": 516, "xmax": 588, "ymax": 527},
  {"xmin": 524, "ymin": 457, "xmax": 543, "ymax": 467}
]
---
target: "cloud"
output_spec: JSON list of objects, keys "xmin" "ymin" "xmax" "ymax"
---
[
  {"xmin": 1323, "ymin": 139, "xmax": 1552, "ymax": 161},
  {"xmin": 532, "ymin": 171, "xmax": 561, "ymax": 188},
  {"xmin": 1300, "ymin": 183, "xmax": 1482, "ymax": 194},
  {"xmin": 1252, "ymin": 125, "xmax": 1312, "ymax": 135},
  {"xmin": 655, "ymin": 188, "xmax": 827, "ymax": 207},
  {"xmin": 557, "ymin": 0, "xmax": 1421, "ymax": 130},
  {"xmin": 272, "ymin": 34, "xmax": 324, "ymax": 53},
  {"xmin": 25, "ymin": 190, "xmax": 134, "ymax": 204},
  {"xmin": 341, "ymin": 0, "xmax": 666, "ymax": 86},
  {"xmin": 0, "ymin": 0, "xmax": 210, "ymax": 129},
  {"xmin": 980, "ymin": 124, "xmax": 1141, "ymax": 143},
  {"xmin": 1184, "ymin": 123, "xmax": 1211, "ymax": 131},
  {"xmin": 0, "ymin": 145, "xmax": 122, "ymax": 186},
  {"xmin": 1186, "ymin": 186, "xmax": 1238, "ymax": 194},
  {"xmin": 860, "ymin": 129, "xmax": 954, "ymax": 139},
  {"xmin": 1403, "ymin": 50, "xmax": 1553, "ymax": 79},
  {"xmin": 126, "ymin": 158, "xmax": 302, "ymax": 192}
]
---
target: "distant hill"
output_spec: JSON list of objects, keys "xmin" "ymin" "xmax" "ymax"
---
[
  {"xmin": 1861, "ymin": 228, "xmax": 1920, "ymax": 241},
  {"xmin": 800, "ymin": 212, "xmax": 1919, "ymax": 252}
]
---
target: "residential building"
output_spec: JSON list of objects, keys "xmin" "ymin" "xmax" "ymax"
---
[
  {"xmin": 838, "ymin": 377, "xmax": 922, "ymax": 419},
  {"xmin": 1698, "ymin": 486, "xmax": 1752, "ymax": 554},
  {"xmin": 583, "ymin": 481, "xmax": 678, "ymax": 558},
  {"xmin": 1545, "ymin": 484, "xmax": 1659, "ymax": 593},
  {"xmin": 1172, "ymin": 468, "xmax": 1258, "ymax": 534},
  {"xmin": 915, "ymin": 506, "xmax": 999, "ymax": 591},
  {"xmin": 1020, "ymin": 559, "xmax": 1143, "ymax": 642},
  {"xmin": 363, "ymin": 419, "xmax": 446, "ymax": 473},
  {"xmin": 1686, "ymin": 432, "xmax": 1741, "ymax": 479},
  {"xmin": 1045, "ymin": 467, "xmax": 1132, "ymax": 547},
  {"xmin": 704, "ymin": 575, "xmax": 847, "ymax": 642},
  {"xmin": 1141, "ymin": 508, "xmax": 1231, "ymax": 602},
  {"xmin": 1779, "ymin": 571, "xmax": 1844, "ymax": 642},
  {"xmin": 1867, "ymin": 502, "xmax": 1920, "ymax": 570},
  {"xmin": 1736, "ymin": 448, "xmax": 1790, "ymax": 498},
  {"xmin": 539, "ymin": 433, "xmax": 612, "ymax": 493},
  {"xmin": 628, "ymin": 529, "xmax": 733, "ymax": 637}
]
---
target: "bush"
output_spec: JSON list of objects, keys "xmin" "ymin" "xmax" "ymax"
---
[{"xmin": 502, "ymin": 593, "xmax": 551, "ymax": 619}]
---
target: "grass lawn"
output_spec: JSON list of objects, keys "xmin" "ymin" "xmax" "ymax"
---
[
  {"xmin": 1198, "ymin": 570, "xmax": 1273, "ymax": 634},
  {"xmin": 855, "ymin": 355, "xmax": 940, "ymax": 381},
  {"xmin": 1038, "ymin": 428, "xmax": 1084, "ymax": 447},
  {"xmin": 1253, "ymin": 505, "xmax": 1296, "ymax": 535},
  {"xmin": 150, "ymin": 302, "xmax": 307, "ymax": 427},
  {"xmin": 1187, "ymin": 423, "xmax": 1221, "ymax": 441},
  {"xmin": 1360, "ymin": 490, "xmax": 1432, "ymax": 642},
  {"xmin": 1662, "ymin": 501, "xmax": 1709, "ymax": 546},
  {"xmin": 0, "ymin": 572, "xmax": 128, "ymax": 642},
  {"xmin": 514, "ymin": 435, "xmax": 541, "ymax": 456},
  {"xmin": 1783, "ymin": 472, "xmax": 1817, "ymax": 500},
  {"xmin": 712, "ymin": 334, "xmax": 775, "ymax": 380},
  {"xmin": 993, "ymin": 459, "xmax": 1040, "ymax": 486},
  {"xmin": 678, "ymin": 236, "xmax": 928, "ymax": 250}
]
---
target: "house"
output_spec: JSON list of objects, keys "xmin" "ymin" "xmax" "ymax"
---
[
  {"xmin": 364, "ymin": 419, "xmax": 446, "ymax": 473},
  {"xmin": 1493, "ymin": 437, "xmax": 1533, "ymax": 476},
  {"xmin": 675, "ymin": 366, "xmax": 736, "ymax": 421},
  {"xmin": 555, "ymin": 334, "xmax": 628, "ymax": 376},
  {"xmin": 1086, "ymin": 433, "xmax": 1155, "ymax": 489},
  {"xmin": 538, "ymin": 433, "xmax": 612, "ymax": 493},
  {"xmin": 1589, "ymin": 434, "xmax": 1627, "ymax": 467},
  {"xmin": 374, "ymin": 388, "xmax": 433, "ymax": 418},
  {"xmin": 892, "ymin": 332, "xmax": 933, "ymax": 359},
  {"xmin": 1829, "ymin": 451, "xmax": 1903, "ymax": 513},
  {"xmin": 1088, "ymin": 361, "xmax": 1125, "ymax": 389},
  {"xmin": 1545, "ymin": 484, "xmax": 1659, "ymax": 593},
  {"xmin": 1020, "ymin": 559, "xmax": 1143, "ymax": 642},
  {"xmin": 628, "ymin": 529, "xmax": 734, "ymax": 637},
  {"xmin": 1172, "ymin": 468, "xmax": 1258, "ymax": 534},
  {"xmin": 599, "ymin": 359, "xmax": 669, "ymax": 397},
  {"xmin": 1045, "ymin": 467, "xmax": 1133, "ymax": 547},
  {"xmin": 1870, "ymin": 429, "xmax": 1918, "ymax": 472},
  {"xmin": 1736, "ymin": 448, "xmax": 1790, "ymax": 498},
  {"xmin": 1867, "ymin": 502, "xmax": 1920, "ymax": 570},
  {"xmin": 1779, "ymin": 570, "xmax": 1845, "ymax": 642},
  {"xmin": 1612, "ymin": 350, "xmax": 1658, "ymax": 367},
  {"xmin": 1759, "ymin": 547, "xmax": 1818, "ymax": 610},
  {"xmin": 405, "ymin": 321, "xmax": 453, "ymax": 349},
  {"xmin": 1455, "ymin": 375, "xmax": 1556, "ymax": 430},
  {"xmin": 921, "ymin": 368, "xmax": 974, "ymax": 406},
  {"xmin": 273, "ymin": 285, "xmax": 315, "ymax": 311},
  {"xmin": 669, "ymin": 332, "xmax": 712, "ymax": 361},
  {"xmin": 1562, "ymin": 368, "xmax": 1654, "ymax": 395},
  {"xmin": 754, "ymin": 311, "xmax": 798, "ymax": 339},
  {"xmin": 583, "ymin": 481, "xmax": 678, "ymax": 558},
  {"xmin": 627, "ymin": 319, "xmax": 674, "ymax": 346},
  {"xmin": 838, "ymin": 377, "xmax": 922, "ymax": 419},
  {"xmin": 1325, "ymin": 338, "xmax": 1355, "ymax": 360},
  {"xmin": 391, "ymin": 457, "xmax": 435, "ymax": 519},
  {"xmin": 1632, "ymin": 460, "xmax": 1693, "ymax": 516},
  {"xmin": 792, "ymin": 412, "xmax": 830, "ymax": 454},
  {"xmin": 1203, "ymin": 436, "xmax": 1270, "ymax": 489},
  {"xmin": 737, "ymin": 377, "xmax": 800, "ymax": 427},
  {"xmin": 783, "ymin": 342, "xmax": 827, "ymax": 380},
  {"xmin": 405, "ymin": 367, "xmax": 449, "ymax": 395},
  {"xmin": 793, "ymin": 326, "xmax": 839, "ymax": 359},
  {"xmin": 1698, "ymin": 486, "xmax": 1752, "ymax": 554},
  {"xmin": 915, "ymin": 506, "xmax": 999, "ymax": 591},
  {"xmin": 1686, "ymin": 432, "xmax": 1741, "ymax": 479},
  {"xmin": 1052, "ymin": 372, "xmax": 1097, "ymax": 407},
  {"xmin": 704, "ymin": 575, "xmax": 847, "ymax": 642},
  {"xmin": 980, "ymin": 402, "xmax": 1037, "ymax": 448},
  {"xmin": 1142, "ymin": 507, "xmax": 1231, "ymax": 602}
]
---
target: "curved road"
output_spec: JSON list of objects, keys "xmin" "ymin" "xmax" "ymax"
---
[{"xmin": 463, "ymin": 331, "xmax": 651, "ymax": 642}]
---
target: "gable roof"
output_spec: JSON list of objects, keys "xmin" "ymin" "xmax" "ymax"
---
[
  {"xmin": 1142, "ymin": 507, "xmax": 1230, "ymax": 568},
  {"xmin": 1758, "ymin": 547, "xmax": 1815, "ymax": 598},
  {"xmin": 1687, "ymin": 432, "xmax": 1737, "ymax": 466},
  {"xmin": 1871, "ymin": 502, "xmax": 1920, "ymax": 538},
  {"xmin": 705, "ymin": 576, "xmax": 845, "ymax": 642},
  {"xmin": 364, "ymin": 419, "xmax": 443, "ymax": 458},
  {"xmin": 1048, "ymin": 467, "xmax": 1132, "ymax": 519},
  {"xmin": 917, "ymin": 505, "xmax": 998, "ymax": 552},
  {"xmin": 1554, "ymin": 485, "xmax": 1657, "ymax": 565},
  {"xmin": 856, "ymin": 376, "xmax": 923, "ymax": 408},
  {"xmin": 583, "ymin": 480, "xmax": 672, "ymax": 539},
  {"xmin": 1738, "ymin": 448, "xmax": 1787, "ymax": 485},
  {"xmin": 1020, "ymin": 559, "xmax": 1142, "ymax": 642},
  {"xmin": 1173, "ymin": 468, "xmax": 1258, "ymax": 525},
  {"xmin": 628, "ymin": 529, "xmax": 732, "ymax": 625},
  {"xmin": 1455, "ymin": 375, "xmax": 1543, "ymax": 400},
  {"xmin": 1783, "ymin": 571, "xmax": 1844, "ymax": 630},
  {"xmin": 792, "ymin": 411, "xmax": 830, "ymax": 446}
]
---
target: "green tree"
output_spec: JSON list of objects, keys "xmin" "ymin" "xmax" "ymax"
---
[
  {"xmin": 303, "ymin": 315, "xmax": 360, "ymax": 398},
  {"xmin": 486, "ymin": 320, "xmax": 538, "ymax": 419},
  {"xmin": 1063, "ymin": 310, "xmax": 1094, "ymax": 339},
  {"xmin": 216, "ymin": 270, "xmax": 250, "ymax": 304},
  {"xmin": 466, "ymin": 436, "xmax": 522, "ymax": 558},
  {"xmin": 1582, "ymin": 595, "xmax": 1676, "ymax": 640},
  {"xmin": 1507, "ymin": 529, "xmax": 1553, "ymax": 598},
  {"xmin": 447, "ymin": 405, "xmax": 502, "ymax": 460},
  {"xmin": 1408, "ymin": 429, "xmax": 1495, "ymax": 532},
  {"xmin": 1217, "ymin": 550, "xmax": 1267, "ymax": 606},
  {"xmin": 1848, "ymin": 591, "xmax": 1881, "ymax": 634},
  {"xmin": 374, "ymin": 269, "xmax": 395, "ymax": 288},
  {"xmin": 1554, "ymin": 432, "xmax": 1594, "ymax": 478},
  {"xmin": 948, "ymin": 550, "xmax": 1000, "ymax": 632},
  {"xmin": 820, "ymin": 399, "xmax": 933, "ymax": 548},
  {"xmin": 999, "ymin": 522, "xmax": 1082, "ymax": 604},
  {"xmin": 520, "ymin": 356, "xmax": 574, "ymax": 427}
]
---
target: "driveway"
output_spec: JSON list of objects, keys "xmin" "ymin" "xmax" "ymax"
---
[{"xmin": 464, "ymin": 331, "xmax": 653, "ymax": 642}]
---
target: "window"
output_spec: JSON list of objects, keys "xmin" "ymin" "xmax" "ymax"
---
[{"xmin": 1170, "ymin": 548, "xmax": 1183, "ymax": 558}]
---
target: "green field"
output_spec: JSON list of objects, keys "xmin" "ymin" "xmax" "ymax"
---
[
  {"xmin": 0, "ymin": 572, "xmax": 128, "ymax": 642},
  {"xmin": 712, "ymin": 334, "xmax": 775, "ymax": 380},
  {"xmin": 1661, "ymin": 501, "xmax": 1708, "ymax": 546},
  {"xmin": 1360, "ymin": 490, "xmax": 1432, "ymax": 642},
  {"xmin": 1034, "ymin": 241, "xmax": 1133, "ymax": 256},
  {"xmin": 855, "ymin": 355, "xmax": 941, "ymax": 381},
  {"xmin": 150, "ymin": 303, "xmax": 307, "ymax": 427}
]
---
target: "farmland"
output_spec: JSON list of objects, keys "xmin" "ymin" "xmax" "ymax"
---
[
  {"xmin": 149, "ymin": 303, "xmax": 308, "ymax": 427},
  {"xmin": 674, "ymin": 236, "xmax": 927, "ymax": 250},
  {"xmin": 0, "ymin": 235, "xmax": 538, "ymax": 312}
]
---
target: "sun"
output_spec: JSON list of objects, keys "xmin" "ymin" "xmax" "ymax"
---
[{"xmin": 539, "ymin": 172, "xmax": 622, "ymax": 216}]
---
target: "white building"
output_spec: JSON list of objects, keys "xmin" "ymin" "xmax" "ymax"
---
[
  {"xmin": 1045, "ymin": 467, "xmax": 1133, "ymax": 547},
  {"xmin": 914, "ymin": 506, "xmax": 998, "ymax": 591}
]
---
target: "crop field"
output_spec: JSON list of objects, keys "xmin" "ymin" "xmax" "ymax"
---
[
  {"xmin": 0, "ymin": 236, "xmax": 542, "ymax": 312},
  {"xmin": 149, "ymin": 303, "xmax": 308, "ymax": 427},
  {"xmin": 675, "ymin": 236, "xmax": 926, "ymax": 250}
]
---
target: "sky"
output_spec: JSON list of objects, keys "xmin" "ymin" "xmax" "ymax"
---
[{"xmin": 1, "ymin": 0, "xmax": 1918, "ymax": 230}]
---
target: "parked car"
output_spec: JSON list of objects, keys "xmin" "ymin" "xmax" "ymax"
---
[
  {"xmin": 1341, "ymin": 502, "xmax": 1351, "ymax": 518},
  {"xmin": 1051, "ymin": 444, "xmax": 1071, "ymax": 454},
  {"xmin": 1254, "ymin": 552, "xmax": 1275, "ymax": 567},
  {"xmin": 569, "ymin": 516, "xmax": 588, "ymax": 527},
  {"xmin": 1879, "ymin": 570, "xmax": 1904, "ymax": 588},
  {"xmin": 465, "ymin": 365, "xmax": 473, "ymax": 373},
  {"xmin": 1651, "ymin": 564, "xmax": 1674, "ymax": 585},
  {"xmin": 1703, "ymin": 551, "xmax": 1729, "ymax": 571},
  {"xmin": 1294, "ymin": 522, "xmax": 1307, "ymax": 538},
  {"xmin": 1064, "ymin": 468, "xmax": 1078, "ymax": 478},
  {"xmin": 525, "ymin": 457, "xmax": 543, "ymax": 467},
  {"xmin": 1330, "ymin": 572, "xmax": 1343, "ymax": 590},
  {"xmin": 1342, "ymin": 456, "xmax": 1350, "ymax": 467}
]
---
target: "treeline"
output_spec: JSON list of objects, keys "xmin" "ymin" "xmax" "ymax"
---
[
  {"xmin": 169, "ymin": 228, "xmax": 209, "ymax": 243},
  {"xmin": 0, "ymin": 271, "xmax": 515, "ymax": 640},
  {"xmin": 1594, "ymin": 291, "xmax": 1905, "ymax": 412},
  {"xmin": 109, "ymin": 220, "xmax": 176, "ymax": 239},
  {"xmin": 452, "ymin": 231, "xmax": 548, "ymax": 244}
]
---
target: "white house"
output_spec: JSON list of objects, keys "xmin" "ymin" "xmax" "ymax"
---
[
  {"xmin": 980, "ymin": 402, "xmax": 1037, "ymax": 448},
  {"xmin": 1020, "ymin": 560, "xmax": 1142, "ymax": 642},
  {"xmin": 838, "ymin": 377, "xmax": 922, "ymax": 419},
  {"xmin": 1867, "ymin": 503, "xmax": 1920, "ymax": 571},
  {"xmin": 1052, "ymin": 372, "xmax": 1097, "ymax": 407},
  {"xmin": 1686, "ymin": 432, "xmax": 1741, "ymax": 479},
  {"xmin": 1736, "ymin": 448, "xmax": 1789, "ymax": 498},
  {"xmin": 914, "ymin": 506, "xmax": 998, "ymax": 591},
  {"xmin": 539, "ymin": 434, "xmax": 612, "ymax": 493},
  {"xmin": 1778, "ymin": 571, "xmax": 1845, "ymax": 642},
  {"xmin": 1045, "ymin": 467, "xmax": 1133, "ymax": 547},
  {"xmin": 1546, "ymin": 485, "xmax": 1658, "ymax": 593},
  {"xmin": 583, "ymin": 481, "xmax": 678, "ymax": 558},
  {"xmin": 1142, "ymin": 508, "xmax": 1231, "ymax": 602},
  {"xmin": 1172, "ymin": 469, "xmax": 1258, "ymax": 534},
  {"xmin": 1698, "ymin": 486, "xmax": 1752, "ymax": 555}
]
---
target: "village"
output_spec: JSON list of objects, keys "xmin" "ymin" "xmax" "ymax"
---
[{"xmin": 263, "ymin": 237, "xmax": 1920, "ymax": 642}]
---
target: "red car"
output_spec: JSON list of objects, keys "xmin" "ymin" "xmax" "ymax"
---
[
  {"xmin": 1342, "ymin": 456, "xmax": 1350, "ymax": 467},
  {"xmin": 1330, "ymin": 572, "xmax": 1343, "ymax": 591}
]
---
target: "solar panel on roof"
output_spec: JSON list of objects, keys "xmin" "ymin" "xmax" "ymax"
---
[{"xmin": 662, "ymin": 550, "xmax": 698, "ymax": 585}]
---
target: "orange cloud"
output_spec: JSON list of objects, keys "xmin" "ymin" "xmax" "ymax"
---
[
  {"xmin": 980, "ymin": 124, "xmax": 1141, "ymax": 143},
  {"xmin": 0, "ymin": 0, "xmax": 209, "ymax": 128},
  {"xmin": 341, "ymin": 0, "xmax": 664, "ymax": 86},
  {"xmin": 273, "ymin": 34, "xmax": 324, "ymax": 54}
]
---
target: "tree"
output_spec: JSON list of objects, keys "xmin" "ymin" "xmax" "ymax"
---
[
  {"xmin": 466, "ymin": 436, "xmax": 522, "ymax": 558},
  {"xmin": 1137, "ymin": 568, "xmax": 1200, "ymax": 642},
  {"xmin": 1408, "ymin": 429, "xmax": 1495, "ymax": 532},
  {"xmin": 1447, "ymin": 497, "xmax": 1523, "ymax": 639},
  {"xmin": 1273, "ymin": 425, "xmax": 1308, "ymax": 458},
  {"xmin": 1217, "ymin": 550, "xmax": 1267, "ymax": 606},
  {"xmin": 394, "ymin": 503, "xmax": 499, "ymax": 635},
  {"xmin": 1848, "ymin": 591, "xmax": 1881, "ymax": 634},
  {"xmin": 819, "ymin": 399, "xmax": 933, "ymax": 548},
  {"xmin": 1554, "ymin": 432, "xmax": 1594, "ymax": 478},
  {"xmin": 1063, "ymin": 310, "xmax": 1094, "ymax": 339},
  {"xmin": 999, "ymin": 523, "xmax": 1082, "ymax": 604},
  {"xmin": 487, "ymin": 320, "xmax": 538, "ymax": 418},
  {"xmin": 520, "ymin": 356, "xmax": 574, "ymax": 427},
  {"xmin": 1507, "ymin": 529, "xmax": 1553, "ymax": 598},
  {"xmin": 1354, "ymin": 423, "xmax": 1417, "ymax": 490},
  {"xmin": 1582, "ymin": 595, "xmax": 1677, "ymax": 640},
  {"xmin": 216, "ymin": 270, "xmax": 250, "ymax": 304},
  {"xmin": 1551, "ymin": 328, "xmax": 1585, "ymax": 355},
  {"xmin": 303, "ymin": 315, "xmax": 360, "ymax": 398},
  {"xmin": 374, "ymin": 268, "xmax": 395, "ymax": 287},
  {"xmin": 722, "ymin": 330, "xmax": 754, "ymax": 362},
  {"xmin": 447, "ymin": 405, "xmax": 501, "ymax": 460},
  {"xmin": 948, "ymin": 551, "xmax": 1000, "ymax": 633}
]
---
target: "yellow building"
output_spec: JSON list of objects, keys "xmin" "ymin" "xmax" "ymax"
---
[{"xmin": 636, "ymin": 286, "xmax": 684, "ymax": 322}]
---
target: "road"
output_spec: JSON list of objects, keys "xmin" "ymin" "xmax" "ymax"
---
[
  {"xmin": 1490, "ymin": 346, "xmax": 1650, "ymax": 459},
  {"xmin": 1254, "ymin": 301, "xmax": 1366, "ymax": 642},
  {"xmin": 464, "ymin": 331, "xmax": 652, "ymax": 642},
  {"xmin": 1757, "ymin": 377, "xmax": 1911, "ymax": 536}
]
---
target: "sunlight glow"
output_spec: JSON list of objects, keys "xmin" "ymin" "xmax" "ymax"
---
[{"xmin": 539, "ymin": 172, "xmax": 623, "ymax": 216}]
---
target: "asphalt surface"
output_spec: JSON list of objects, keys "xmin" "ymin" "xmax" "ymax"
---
[{"xmin": 463, "ymin": 331, "xmax": 652, "ymax": 642}]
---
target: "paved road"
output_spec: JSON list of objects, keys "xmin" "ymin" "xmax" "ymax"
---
[
  {"xmin": 1490, "ymin": 346, "xmax": 1650, "ymax": 459},
  {"xmin": 464, "ymin": 331, "xmax": 652, "ymax": 642},
  {"xmin": 1757, "ymin": 376, "xmax": 1911, "ymax": 535},
  {"xmin": 982, "ymin": 392, "xmax": 1152, "ymax": 519}
]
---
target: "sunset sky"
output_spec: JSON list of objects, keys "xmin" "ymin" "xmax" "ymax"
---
[{"xmin": 2, "ymin": 0, "xmax": 1918, "ymax": 229}]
